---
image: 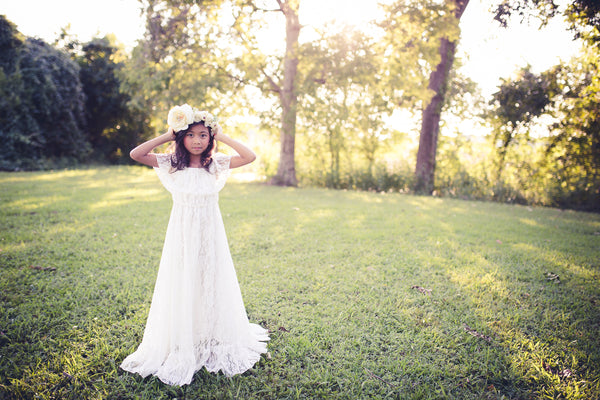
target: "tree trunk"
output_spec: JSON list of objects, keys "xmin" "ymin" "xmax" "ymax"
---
[
  {"xmin": 414, "ymin": 0, "xmax": 469, "ymax": 194},
  {"xmin": 271, "ymin": 0, "xmax": 300, "ymax": 186}
]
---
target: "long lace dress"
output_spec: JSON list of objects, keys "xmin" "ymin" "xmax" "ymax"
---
[{"xmin": 120, "ymin": 152, "xmax": 269, "ymax": 386}]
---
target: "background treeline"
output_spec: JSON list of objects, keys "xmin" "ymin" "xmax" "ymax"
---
[
  {"xmin": 0, "ymin": 0, "xmax": 598, "ymax": 211},
  {"xmin": 0, "ymin": 17, "xmax": 152, "ymax": 169}
]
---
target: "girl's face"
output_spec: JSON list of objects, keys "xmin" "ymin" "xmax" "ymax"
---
[{"xmin": 183, "ymin": 124, "xmax": 211, "ymax": 156}]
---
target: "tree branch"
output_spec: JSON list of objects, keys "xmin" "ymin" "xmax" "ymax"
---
[
  {"xmin": 260, "ymin": 66, "xmax": 282, "ymax": 94},
  {"xmin": 244, "ymin": 0, "xmax": 282, "ymax": 13}
]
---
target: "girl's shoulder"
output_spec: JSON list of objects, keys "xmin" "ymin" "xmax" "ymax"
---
[
  {"xmin": 212, "ymin": 152, "xmax": 232, "ymax": 170},
  {"xmin": 154, "ymin": 153, "xmax": 174, "ymax": 169}
]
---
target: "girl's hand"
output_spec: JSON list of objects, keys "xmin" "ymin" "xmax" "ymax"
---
[
  {"xmin": 213, "ymin": 125, "xmax": 223, "ymax": 140},
  {"xmin": 166, "ymin": 127, "xmax": 175, "ymax": 141},
  {"xmin": 215, "ymin": 129, "xmax": 256, "ymax": 168}
]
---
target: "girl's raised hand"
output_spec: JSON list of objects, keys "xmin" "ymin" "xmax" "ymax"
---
[
  {"xmin": 214, "ymin": 128, "xmax": 256, "ymax": 168},
  {"xmin": 167, "ymin": 127, "xmax": 176, "ymax": 141},
  {"xmin": 213, "ymin": 125, "xmax": 223, "ymax": 140}
]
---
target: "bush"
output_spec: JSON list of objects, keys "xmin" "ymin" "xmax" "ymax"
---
[
  {"xmin": 0, "ymin": 16, "xmax": 89, "ymax": 170},
  {"xmin": 300, "ymin": 160, "xmax": 413, "ymax": 193}
]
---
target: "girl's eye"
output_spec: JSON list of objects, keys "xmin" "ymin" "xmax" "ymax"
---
[{"xmin": 187, "ymin": 133, "xmax": 193, "ymax": 137}]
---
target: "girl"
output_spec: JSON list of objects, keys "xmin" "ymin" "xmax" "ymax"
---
[{"xmin": 121, "ymin": 104, "xmax": 269, "ymax": 386}]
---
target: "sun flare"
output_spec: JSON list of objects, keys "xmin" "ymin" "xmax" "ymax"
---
[{"xmin": 300, "ymin": 0, "xmax": 384, "ymax": 29}]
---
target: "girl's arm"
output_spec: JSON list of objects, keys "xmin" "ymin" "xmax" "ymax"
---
[
  {"xmin": 130, "ymin": 129, "xmax": 175, "ymax": 167},
  {"xmin": 214, "ymin": 130, "xmax": 256, "ymax": 169}
]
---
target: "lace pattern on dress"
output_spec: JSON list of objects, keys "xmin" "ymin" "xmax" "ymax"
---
[{"xmin": 155, "ymin": 153, "xmax": 173, "ymax": 169}]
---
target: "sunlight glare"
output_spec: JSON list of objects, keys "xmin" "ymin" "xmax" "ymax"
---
[{"xmin": 300, "ymin": 0, "xmax": 384, "ymax": 29}]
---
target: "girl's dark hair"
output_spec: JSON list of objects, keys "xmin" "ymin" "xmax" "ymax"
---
[{"xmin": 170, "ymin": 122, "xmax": 214, "ymax": 172}]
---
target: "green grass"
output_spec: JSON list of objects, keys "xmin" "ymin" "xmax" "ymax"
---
[{"xmin": 1, "ymin": 166, "xmax": 599, "ymax": 399}]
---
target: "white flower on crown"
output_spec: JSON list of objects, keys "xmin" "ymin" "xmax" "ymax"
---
[
  {"xmin": 193, "ymin": 109, "xmax": 219, "ymax": 130},
  {"xmin": 168, "ymin": 104, "xmax": 221, "ymax": 135},
  {"xmin": 167, "ymin": 104, "xmax": 194, "ymax": 132}
]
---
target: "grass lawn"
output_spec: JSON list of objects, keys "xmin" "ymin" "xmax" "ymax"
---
[{"xmin": 0, "ymin": 165, "xmax": 599, "ymax": 399}]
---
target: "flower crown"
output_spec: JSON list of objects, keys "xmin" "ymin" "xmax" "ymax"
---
[{"xmin": 167, "ymin": 104, "xmax": 220, "ymax": 135}]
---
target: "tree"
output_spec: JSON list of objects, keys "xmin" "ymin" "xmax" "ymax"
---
[
  {"xmin": 128, "ymin": 0, "xmax": 304, "ymax": 186},
  {"xmin": 490, "ymin": 0, "xmax": 600, "ymax": 210},
  {"xmin": 76, "ymin": 37, "xmax": 135, "ymax": 161},
  {"xmin": 487, "ymin": 66, "xmax": 552, "ymax": 178},
  {"xmin": 54, "ymin": 28, "xmax": 154, "ymax": 163},
  {"xmin": 122, "ymin": 0, "xmax": 234, "ymax": 132},
  {"xmin": 0, "ymin": 16, "xmax": 89, "ymax": 170},
  {"xmin": 379, "ymin": 0, "xmax": 472, "ymax": 194},
  {"xmin": 486, "ymin": 50, "xmax": 600, "ymax": 210},
  {"xmin": 545, "ymin": 51, "xmax": 600, "ymax": 210},
  {"xmin": 270, "ymin": 0, "xmax": 301, "ymax": 186},
  {"xmin": 414, "ymin": 0, "xmax": 469, "ymax": 194},
  {"xmin": 225, "ymin": 0, "xmax": 302, "ymax": 186},
  {"xmin": 299, "ymin": 26, "xmax": 390, "ymax": 187}
]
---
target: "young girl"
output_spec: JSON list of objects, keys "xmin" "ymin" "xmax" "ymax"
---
[{"xmin": 120, "ymin": 104, "xmax": 269, "ymax": 386}]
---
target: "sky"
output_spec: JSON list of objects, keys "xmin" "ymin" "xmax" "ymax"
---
[{"xmin": 1, "ymin": 0, "xmax": 581, "ymax": 100}]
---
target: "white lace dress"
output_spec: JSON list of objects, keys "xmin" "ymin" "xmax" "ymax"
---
[{"xmin": 120, "ymin": 152, "xmax": 269, "ymax": 386}]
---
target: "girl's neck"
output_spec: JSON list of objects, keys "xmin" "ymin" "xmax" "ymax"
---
[{"xmin": 189, "ymin": 154, "xmax": 202, "ymax": 168}]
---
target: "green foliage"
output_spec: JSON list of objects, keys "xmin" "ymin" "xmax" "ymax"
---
[
  {"xmin": 493, "ymin": 0, "xmax": 560, "ymax": 28},
  {"xmin": 379, "ymin": 0, "xmax": 464, "ymax": 109},
  {"xmin": 76, "ymin": 37, "xmax": 147, "ymax": 163},
  {"xmin": 435, "ymin": 132, "xmax": 491, "ymax": 200},
  {"xmin": 300, "ymin": 158, "xmax": 414, "ymax": 193},
  {"xmin": 0, "ymin": 16, "xmax": 89, "ymax": 170},
  {"xmin": 442, "ymin": 64, "xmax": 485, "ymax": 119},
  {"xmin": 121, "ymin": 0, "xmax": 236, "ymax": 133},
  {"xmin": 566, "ymin": 0, "xmax": 600, "ymax": 46},
  {"xmin": 298, "ymin": 26, "xmax": 392, "ymax": 188},
  {"xmin": 542, "ymin": 48, "xmax": 600, "ymax": 211},
  {"xmin": 0, "ymin": 17, "xmax": 153, "ymax": 168},
  {"xmin": 1, "ymin": 167, "xmax": 599, "ymax": 399},
  {"xmin": 485, "ymin": 48, "xmax": 600, "ymax": 211},
  {"xmin": 489, "ymin": 67, "xmax": 551, "ymax": 131},
  {"xmin": 486, "ymin": 66, "xmax": 552, "ymax": 179},
  {"xmin": 493, "ymin": 0, "xmax": 600, "ymax": 47},
  {"xmin": 0, "ymin": 15, "xmax": 24, "ymax": 74}
]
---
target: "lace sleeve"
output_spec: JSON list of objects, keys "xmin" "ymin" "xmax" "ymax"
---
[
  {"xmin": 212, "ymin": 152, "xmax": 232, "ymax": 192},
  {"xmin": 155, "ymin": 153, "xmax": 172, "ymax": 170},
  {"xmin": 154, "ymin": 153, "xmax": 176, "ymax": 192}
]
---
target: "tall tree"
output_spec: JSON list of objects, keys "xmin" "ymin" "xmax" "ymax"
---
[
  {"xmin": 271, "ymin": 0, "xmax": 301, "ymax": 186},
  {"xmin": 380, "ymin": 0, "xmax": 472, "ymax": 193},
  {"xmin": 122, "ymin": 0, "xmax": 233, "ymax": 131},
  {"xmin": 299, "ymin": 26, "xmax": 389, "ymax": 187},
  {"xmin": 126, "ymin": 0, "xmax": 302, "ymax": 186},
  {"xmin": 77, "ymin": 37, "xmax": 133, "ymax": 161},
  {"xmin": 230, "ymin": 0, "xmax": 302, "ymax": 186},
  {"xmin": 414, "ymin": 0, "xmax": 469, "ymax": 194}
]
